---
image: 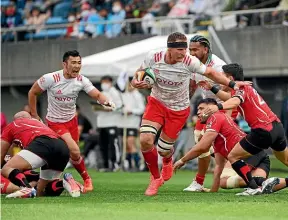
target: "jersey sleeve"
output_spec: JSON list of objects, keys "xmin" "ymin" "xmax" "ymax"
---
[
  {"xmin": 205, "ymin": 114, "xmax": 224, "ymax": 133},
  {"xmin": 187, "ymin": 55, "xmax": 207, "ymax": 76},
  {"xmin": 82, "ymin": 76, "xmax": 96, "ymax": 94},
  {"xmin": 232, "ymin": 86, "xmax": 246, "ymax": 103},
  {"xmin": 1, "ymin": 123, "xmax": 13, "ymax": 144},
  {"xmin": 37, "ymin": 73, "xmax": 54, "ymax": 91}
]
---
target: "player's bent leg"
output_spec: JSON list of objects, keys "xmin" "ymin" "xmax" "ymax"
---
[
  {"xmin": 2, "ymin": 152, "xmax": 42, "ymax": 189},
  {"xmin": 228, "ymin": 142, "xmax": 260, "ymax": 190},
  {"xmin": 272, "ymin": 147, "xmax": 288, "ymax": 166},
  {"xmin": 271, "ymin": 177, "xmax": 288, "ymax": 192},
  {"xmin": 157, "ymin": 132, "xmax": 175, "ymax": 182},
  {"xmin": 140, "ymin": 119, "xmax": 164, "ymax": 196},
  {"xmin": 61, "ymin": 132, "xmax": 92, "ymax": 191}
]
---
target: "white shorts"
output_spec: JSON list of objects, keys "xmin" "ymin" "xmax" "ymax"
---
[{"xmin": 17, "ymin": 150, "xmax": 62, "ymax": 180}]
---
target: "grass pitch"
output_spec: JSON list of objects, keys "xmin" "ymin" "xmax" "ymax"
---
[{"xmin": 1, "ymin": 168, "xmax": 287, "ymax": 220}]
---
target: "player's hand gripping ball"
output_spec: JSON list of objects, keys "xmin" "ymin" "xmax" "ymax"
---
[{"xmin": 137, "ymin": 68, "xmax": 156, "ymax": 86}]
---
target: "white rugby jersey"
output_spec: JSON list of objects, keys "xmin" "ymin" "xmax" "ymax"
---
[
  {"xmin": 191, "ymin": 54, "xmax": 226, "ymax": 100},
  {"xmin": 37, "ymin": 70, "xmax": 95, "ymax": 123},
  {"xmin": 141, "ymin": 49, "xmax": 207, "ymax": 111},
  {"xmin": 119, "ymin": 89, "xmax": 145, "ymax": 129}
]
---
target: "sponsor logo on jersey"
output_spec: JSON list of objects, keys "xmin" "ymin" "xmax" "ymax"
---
[
  {"xmin": 55, "ymin": 97, "xmax": 77, "ymax": 102},
  {"xmin": 156, "ymin": 78, "xmax": 183, "ymax": 86},
  {"xmin": 56, "ymin": 90, "xmax": 62, "ymax": 94}
]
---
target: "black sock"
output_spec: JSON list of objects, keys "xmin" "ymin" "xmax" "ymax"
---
[
  {"xmin": 44, "ymin": 180, "xmax": 64, "ymax": 196},
  {"xmin": 126, "ymin": 153, "xmax": 132, "ymax": 168},
  {"xmin": 285, "ymin": 178, "xmax": 288, "ymax": 187},
  {"xmin": 132, "ymin": 153, "xmax": 140, "ymax": 168},
  {"xmin": 231, "ymin": 160, "xmax": 258, "ymax": 189},
  {"xmin": 253, "ymin": 176, "xmax": 266, "ymax": 186},
  {"xmin": 23, "ymin": 170, "xmax": 40, "ymax": 182},
  {"xmin": 8, "ymin": 169, "xmax": 32, "ymax": 188}
]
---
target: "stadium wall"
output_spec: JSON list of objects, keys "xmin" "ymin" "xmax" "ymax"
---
[
  {"xmin": 211, "ymin": 26, "xmax": 288, "ymax": 77},
  {"xmin": 1, "ymin": 35, "xmax": 152, "ymax": 86}
]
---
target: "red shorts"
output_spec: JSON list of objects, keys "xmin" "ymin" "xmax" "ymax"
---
[
  {"xmin": 1, "ymin": 175, "xmax": 11, "ymax": 194},
  {"xmin": 195, "ymin": 109, "xmax": 239, "ymax": 131},
  {"xmin": 143, "ymin": 96, "xmax": 190, "ymax": 139},
  {"xmin": 46, "ymin": 116, "xmax": 79, "ymax": 142}
]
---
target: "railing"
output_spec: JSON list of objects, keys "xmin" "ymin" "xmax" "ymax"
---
[{"xmin": 1, "ymin": 8, "xmax": 287, "ymax": 42}]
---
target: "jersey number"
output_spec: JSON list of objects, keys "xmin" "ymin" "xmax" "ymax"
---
[{"xmin": 253, "ymin": 89, "xmax": 265, "ymax": 105}]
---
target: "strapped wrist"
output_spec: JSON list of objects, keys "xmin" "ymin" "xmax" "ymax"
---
[
  {"xmin": 210, "ymin": 85, "xmax": 220, "ymax": 94},
  {"xmin": 228, "ymin": 81, "xmax": 236, "ymax": 89},
  {"xmin": 217, "ymin": 103, "xmax": 223, "ymax": 110}
]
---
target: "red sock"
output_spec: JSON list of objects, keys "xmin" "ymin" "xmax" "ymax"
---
[
  {"xmin": 162, "ymin": 148, "xmax": 174, "ymax": 164},
  {"xmin": 142, "ymin": 147, "xmax": 160, "ymax": 179},
  {"xmin": 70, "ymin": 157, "xmax": 90, "ymax": 180},
  {"xmin": 195, "ymin": 173, "xmax": 205, "ymax": 185}
]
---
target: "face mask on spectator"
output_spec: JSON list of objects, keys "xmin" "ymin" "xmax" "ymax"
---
[
  {"xmin": 81, "ymin": 10, "xmax": 90, "ymax": 18},
  {"xmin": 68, "ymin": 16, "xmax": 75, "ymax": 22},
  {"xmin": 112, "ymin": 5, "xmax": 121, "ymax": 13},
  {"xmin": 101, "ymin": 83, "xmax": 111, "ymax": 91}
]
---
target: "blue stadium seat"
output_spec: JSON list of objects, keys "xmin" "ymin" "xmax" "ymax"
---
[
  {"xmin": 1, "ymin": 1, "xmax": 10, "ymax": 7},
  {"xmin": 53, "ymin": 1, "xmax": 72, "ymax": 18},
  {"xmin": 46, "ymin": 17, "xmax": 68, "ymax": 25},
  {"xmin": 25, "ymin": 29, "xmax": 67, "ymax": 40}
]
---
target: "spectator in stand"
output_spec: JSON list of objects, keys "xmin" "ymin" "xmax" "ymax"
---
[
  {"xmin": 85, "ymin": 8, "xmax": 108, "ymax": 37},
  {"xmin": 66, "ymin": 12, "xmax": 80, "ymax": 38},
  {"xmin": 78, "ymin": 2, "xmax": 93, "ymax": 38},
  {"xmin": 141, "ymin": 9, "xmax": 154, "ymax": 34},
  {"xmin": 106, "ymin": 1, "xmax": 126, "ymax": 38},
  {"xmin": 1, "ymin": 2, "xmax": 22, "ymax": 41},
  {"xmin": 26, "ymin": 6, "xmax": 50, "ymax": 33},
  {"xmin": 272, "ymin": 0, "xmax": 288, "ymax": 26}
]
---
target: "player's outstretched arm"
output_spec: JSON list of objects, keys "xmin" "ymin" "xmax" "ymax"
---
[
  {"xmin": 88, "ymin": 88, "xmax": 115, "ymax": 110},
  {"xmin": 210, "ymin": 153, "xmax": 226, "ymax": 192},
  {"xmin": 204, "ymin": 97, "xmax": 241, "ymax": 116},
  {"xmin": 173, "ymin": 131, "xmax": 217, "ymax": 170},
  {"xmin": 198, "ymin": 80, "xmax": 232, "ymax": 101},
  {"xmin": 28, "ymin": 81, "xmax": 44, "ymax": 120}
]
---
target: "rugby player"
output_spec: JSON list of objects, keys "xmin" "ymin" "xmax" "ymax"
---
[
  {"xmin": 173, "ymin": 99, "xmax": 284, "ymax": 194},
  {"xmin": 28, "ymin": 50, "xmax": 115, "ymax": 192},
  {"xmin": 201, "ymin": 63, "xmax": 288, "ymax": 195},
  {"xmin": 184, "ymin": 35, "xmax": 227, "ymax": 192},
  {"xmin": 1, "ymin": 111, "xmax": 81, "ymax": 198},
  {"xmin": 131, "ymin": 32, "xmax": 250, "ymax": 196}
]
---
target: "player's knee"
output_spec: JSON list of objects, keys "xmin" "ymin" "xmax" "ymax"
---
[
  {"xmin": 139, "ymin": 133, "xmax": 154, "ymax": 151},
  {"xmin": 70, "ymin": 148, "xmax": 81, "ymax": 160},
  {"xmin": 227, "ymin": 153, "xmax": 238, "ymax": 164},
  {"xmin": 157, "ymin": 138, "xmax": 174, "ymax": 156},
  {"xmin": 198, "ymin": 151, "xmax": 211, "ymax": 159}
]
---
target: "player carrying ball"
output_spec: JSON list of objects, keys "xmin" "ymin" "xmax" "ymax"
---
[{"xmin": 131, "ymin": 32, "xmax": 250, "ymax": 196}]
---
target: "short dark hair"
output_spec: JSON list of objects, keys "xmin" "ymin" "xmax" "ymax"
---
[
  {"xmin": 222, "ymin": 63, "xmax": 244, "ymax": 81},
  {"xmin": 76, "ymin": 104, "xmax": 80, "ymax": 110},
  {"xmin": 167, "ymin": 32, "xmax": 187, "ymax": 43},
  {"xmin": 190, "ymin": 35, "xmax": 211, "ymax": 50},
  {"xmin": 198, "ymin": 98, "xmax": 217, "ymax": 107},
  {"xmin": 63, "ymin": 50, "xmax": 81, "ymax": 62},
  {"xmin": 101, "ymin": 75, "xmax": 113, "ymax": 82}
]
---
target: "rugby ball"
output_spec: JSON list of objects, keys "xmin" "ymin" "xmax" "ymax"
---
[{"xmin": 137, "ymin": 68, "xmax": 156, "ymax": 86}]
